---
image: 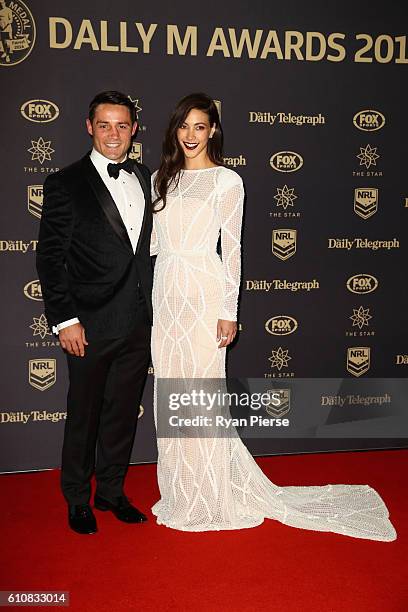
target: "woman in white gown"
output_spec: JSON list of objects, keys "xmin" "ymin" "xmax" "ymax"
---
[{"xmin": 150, "ymin": 93, "xmax": 396, "ymax": 541}]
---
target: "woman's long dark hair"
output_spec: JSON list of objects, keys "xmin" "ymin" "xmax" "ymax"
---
[{"xmin": 153, "ymin": 93, "xmax": 224, "ymax": 212}]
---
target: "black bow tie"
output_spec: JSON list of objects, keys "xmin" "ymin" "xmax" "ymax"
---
[{"xmin": 107, "ymin": 158, "xmax": 134, "ymax": 179}]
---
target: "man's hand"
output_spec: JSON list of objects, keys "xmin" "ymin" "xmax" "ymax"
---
[
  {"xmin": 216, "ymin": 319, "xmax": 237, "ymax": 349},
  {"xmin": 59, "ymin": 323, "xmax": 88, "ymax": 357}
]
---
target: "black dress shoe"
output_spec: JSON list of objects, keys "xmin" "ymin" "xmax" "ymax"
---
[
  {"xmin": 94, "ymin": 494, "xmax": 147, "ymax": 523},
  {"xmin": 68, "ymin": 504, "xmax": 97, "ymax": 534}
]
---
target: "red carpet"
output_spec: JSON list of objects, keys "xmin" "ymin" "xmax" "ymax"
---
[{"xmin": 1, "ymin": 450, "xmax": 407, "ymax": 612}]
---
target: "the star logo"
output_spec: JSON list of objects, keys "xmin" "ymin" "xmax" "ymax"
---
[
  {"xmin": 357, "ymin": 144, "xmax": 379, "ymax": 169},
  {"xmin": 350, "ymin": 306, "xmax": 372, "ymax": 330},
  {"xmin": 268, "ymin": 347, "xmax": 292, "ymax": 370},
  {"xmin": 274, "ymin": 185, "xmax": 298, "ymax": 210},
  {"xmin": 27, "ymin": 137, "xmax": 55, "ymax": 165},
  {"xmin": 29, "ymin": 314, "xmax": 51, "ymax": 339},
  {"xmin": 128, "ymin": 96, "xmax": 142, "ymax": 116}
]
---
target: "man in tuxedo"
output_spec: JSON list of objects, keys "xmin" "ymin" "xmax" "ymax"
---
[{"xmin": 37, "ymin": 91, "xmax": 152, "ymax": 535}]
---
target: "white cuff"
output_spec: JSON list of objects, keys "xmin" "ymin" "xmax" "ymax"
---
[{"xmin": 53, "ymin": 317, "xmax": 80, "ymax": 335}]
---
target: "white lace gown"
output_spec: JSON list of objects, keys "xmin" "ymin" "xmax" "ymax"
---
[{"xmin": 150, "ymin": 166, "xmax": 396, "ymax": 541}]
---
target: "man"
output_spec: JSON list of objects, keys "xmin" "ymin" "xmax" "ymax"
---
[{"xmin": 37, "ymin": 91, "xmax": 153, "ymax": 535}]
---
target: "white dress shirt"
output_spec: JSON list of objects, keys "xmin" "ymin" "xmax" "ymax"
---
[{"xmin": 53, "ymin": 148, "xmax": 146, "ymax": 334}]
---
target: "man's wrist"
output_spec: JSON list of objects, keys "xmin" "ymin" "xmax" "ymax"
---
[{"xmin": 53, "ymin": 317, "xmax": 80, "ymax": 335}]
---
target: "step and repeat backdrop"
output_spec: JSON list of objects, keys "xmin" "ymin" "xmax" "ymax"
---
[{"xmin": 1, "ymin": 0, "xmax": 407, "ymax": 472}]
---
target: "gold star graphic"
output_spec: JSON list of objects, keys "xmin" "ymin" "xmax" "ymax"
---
[
  {"xmin": 269, "ymin": 347, "xmax": 291, "ymax": 370},
  {"xmin": 28, "ymin": 137, "xmax": 55, "ymax": 165},
  {"xmin": 357, "ymin": 144, "xmax": 379, "ymax": 169},
  {"xmin": 350, "ymin": 306, "xmax": 372, "ymax": 330},
  {"xmin": 274, "ymin": 185, "xmax": 298, "ymax": 210},
  {"xmin": 30, "ymin": 314, "xmax": 51, "ymax": 339},
  {"xmin": 128, "ymin": 96, "xmax": 142, "ymax": 116}
]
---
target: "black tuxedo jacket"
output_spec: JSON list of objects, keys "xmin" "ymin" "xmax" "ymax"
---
[{"xmin": 36, "ymin": 152, "xmax": 153, "ymax": 340}]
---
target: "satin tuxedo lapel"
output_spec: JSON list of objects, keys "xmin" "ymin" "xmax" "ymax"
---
[
  {"xmin": 131, "ymin": 161, "xmax": 149, "ymax": 254},
  {"xmin": 83, "ymin": 155, "xmax": 134, "ymax": 254}
]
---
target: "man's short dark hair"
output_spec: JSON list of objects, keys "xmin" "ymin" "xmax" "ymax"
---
[{"xmin": 88, "ymin": 91, "xmax": 136, "ymax": 123}]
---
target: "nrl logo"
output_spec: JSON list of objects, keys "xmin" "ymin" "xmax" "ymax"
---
[
  {"xmin": 354, "ymin": 188, "xmax": 378, "ymax": 219},
  {"xmin": 265, "ymin": 388, "xmax": 291, "ymax": 418},
  {"xmin": 128, "ymin": 142, "xmax": 143, "ymax": 163},
  {"xmin": 27, "ymin": 184, "xmax": 43, "ymax": 218},
  {"xmin": 272, "ymin": 229, "xmax": 297, "ymax": 260},
  {"xmin": 346, "ymin": 347, "xmax": 370, "ymax": 377},
  {"xmin": 29, "ymin": 358, "xmax": 56, "ymax": 391}
]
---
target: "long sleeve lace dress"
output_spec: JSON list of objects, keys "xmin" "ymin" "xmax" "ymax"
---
[{"xmin": 149, "ymin": 166, "xmax": 396, "ymax": 541}]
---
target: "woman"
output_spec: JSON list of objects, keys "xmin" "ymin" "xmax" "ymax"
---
[{"xmin": 150, "ymin": 93, "xmax": 396, "ymax": 540}]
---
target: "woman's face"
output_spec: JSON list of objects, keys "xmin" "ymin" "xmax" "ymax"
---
[{"xmin": 177, "ymin": 108, "xmax": 215, "ymax": 165}]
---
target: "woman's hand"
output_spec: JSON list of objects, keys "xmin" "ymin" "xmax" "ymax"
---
[{"xmin": 216, "ymin": 319, "xmax": 237, "ymax": 348}]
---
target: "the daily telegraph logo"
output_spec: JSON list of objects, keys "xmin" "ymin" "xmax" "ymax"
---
[
  {"xmin": 270, "ymin": 151, "xmax": 303, "ymax": 173},
  {"xmin": 249, "ymin": 112, "xmax": 325, "ymax": 127},
  {"xmin": 353, "ymin": 110, "xmax": 385, "ymax": 132},
  {"xmin": 265, "ymin": 316, "xmax": 298, "ymax": 336},
  {"xmin": 20, "ymin": 99, "xmax": 59, "ymax": 123},
  {"xmin": 28, "ymin": 358, "xmax": 56, "ymax": 391},
  {"xmin": 129, "ymin": 142, "xmax": 142, "ymax": 163},
  {"xmin": 354, "ymin": 188, "xmax": 378, "ymax": 219},
  {"xmin": 328, "ymin": 237, "xmax": 398, "ymax": 251},
  {"xmin": 223, "ymin": 155, "xmax": 246, "ymax": 168},
  {"xmin": 0, "ymin": 240, "xmax": 37, "ymax": 252},
  {"xmin": 272, "ymin": 229, "xmax": 297, "ymax": 260},
  {"xmin": 27, "ymin": 184, "xmax": 43, "ymax": 218},
  {"xmin": 346, "ymin": 347, "xmax": 370, "ymax": 377},
  {"xmin": 0, "ymin": 410, "xmax": 66, "ymax": 424},
  {"xmin": 246, "ymin": 279, "xmax": 319, "ymax": 292},
  {"xmin": 346, "ymin": 274, "xmax": 378, "ymax": 295},
  {"xmin": 265, "ymin": 389, "xmax": 291, "ymax": 418},
  {"xmin": 0, "ymin": 0, "xmax": 36, "ymax": 67},
  {"xmin": 24, "ymin": 279, "xmax": 42, "ymax": 300}
]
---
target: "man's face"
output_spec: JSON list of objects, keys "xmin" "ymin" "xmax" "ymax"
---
[{"xmin": 86, "ymin": 103, "xmax": 137, "ymax": 161}]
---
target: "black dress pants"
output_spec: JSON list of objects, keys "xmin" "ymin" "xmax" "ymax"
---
[{"xmin": 61, "ymin": 304, "xmax": 151, "ymax": 505}]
